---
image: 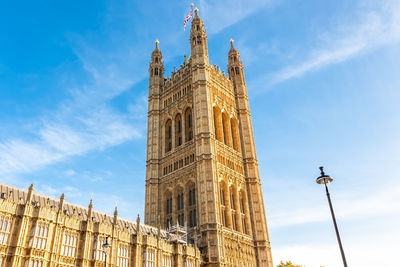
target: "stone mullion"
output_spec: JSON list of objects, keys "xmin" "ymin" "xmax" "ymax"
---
[
  {"xmin": 219, "ymin": 111, "xmax": 225, "ymax": 144},
  {"xmin": 225, "ymin": 186, "xmax": 232, "ymax": 229},
  {"xmin": 172, "ymin": 191, "xmax": 176, "ymax": 226},
  {"xmin": 243, "ymin": 191, "xmax": 252, "ymax": 236},
  {"xmin": 225, "ymin": 115, "xmax": 233, "ymax": 148},
  {"xmin": 182, "ymin": 112, "xmax": 186, "ymax": 144},
  {"xmin": 171, "ymin": 119, "xmax": 176, "ymax": 149},
  {"xmin": 182, "ymin": 188, "xmax": 187, "ymax": 228},
  {"xmin": 234, "ymin": 189, "xmax": 242, "ymax": 232}
]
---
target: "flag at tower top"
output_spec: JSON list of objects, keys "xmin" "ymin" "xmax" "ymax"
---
[{"xmin": 183, "ymin": 3, "xmax": 194, "ymax": 30}]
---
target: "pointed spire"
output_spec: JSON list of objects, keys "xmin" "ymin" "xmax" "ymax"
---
[
  {"xmin": 27, "ymin": 184, "xmax": 34, "ymax": 203},
  {"xmin": 113, "ymin": 205, "xmax": 118, "ymax": 225},
  {"xmin": 59, "ymin": 193, "xmax": 65, "ymax": 211},
  {"xmin": 229, "ymin": 38, "xmax": 238, "ymax": 55},
  {"xmin": 88, "ymin": 198, "xmax": 93, "ymax": 219},
  {"xmin": 136, "ymin": 213, "xmax": 140, "ymax": 232},
  {"xmin": 194, "ymin": 7, "xmax": 199, "ymax": 17},
  {"xmin": 155, "ymin": 39, "xmax": 159, "ymax": 49},
  {"xmin": 114, "ymin": 205, "xmax": 118, "ymax": 217}
]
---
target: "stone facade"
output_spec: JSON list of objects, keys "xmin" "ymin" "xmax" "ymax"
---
[
  {"xmin": 0, "ymin": 8, "xmax": 273, "ymax": 267},
  {"xmin": 144, "ymin": 9, "xmax": 273, "ymax": 267},
  {"xmin": 0, "ymin": 184, "xmax": 200, "ymax": 266}
]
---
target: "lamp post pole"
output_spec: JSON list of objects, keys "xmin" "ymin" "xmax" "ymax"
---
[
  {"xmin": 102, "ymin": 237, "xmax": 111, "ymax": 267},
  {"xmin": 316, "ymin": 166, "xmax": 348, "ymax": 267}
]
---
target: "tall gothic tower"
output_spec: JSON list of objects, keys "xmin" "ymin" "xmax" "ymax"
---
[{"xmin": 144, "ymin": 9, "xmax": 273, "ymax": 267}]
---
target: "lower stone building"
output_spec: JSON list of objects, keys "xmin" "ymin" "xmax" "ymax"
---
[{"xmin": 0, "ymin": 183, "xmax": 201, "ymax": 267}]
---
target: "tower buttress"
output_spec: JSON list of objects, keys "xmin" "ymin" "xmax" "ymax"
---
[
  {"xmin": 228, "ymin": 39, "xmax": 273, "ymax": 266},
  {"xmin": 145, "ymin": 40, "xmax": 163, "ymax": 225}
]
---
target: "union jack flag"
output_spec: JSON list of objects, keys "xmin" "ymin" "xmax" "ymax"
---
[{"xmin": 183, "ymin": 11, "xmax": 193, "ymax": 30}]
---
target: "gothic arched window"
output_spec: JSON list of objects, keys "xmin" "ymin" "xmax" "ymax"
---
[
  {"xmin": 230, "ymin": 187, "xmax": 238, "ymax": 231},
  {"xmin": 222, "ymin": 112, "xmax": 232, "ymax": 147},
  {"xmin": 213, "ymin": 107, "xmax": 223, "ymax": 142},
  {"xmin": 165, "ymin": 192, "xmax": 173, "ymax": 229},
  {"xmin": 154, "ymin": 68, "xmax": 159, "ymax": 76},
  {"xmin": 230, "ymin": 118, "xmax": 240, "ymax": 151},
  {"xmin": 176, "ymin": 189, "xmax": 184, "ymax": 226},
  {"xmin": 188, "ymin": 185, "xmax": 197, "ymax": 227},
  {"xmin": 239, "ymin": 191, "xmax": 248, "ymax": 234}
]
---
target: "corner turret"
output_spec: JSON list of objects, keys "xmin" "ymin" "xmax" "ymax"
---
[
  {"xmin": 190, "ymin": 8, "xmax": 209, "ymax": 64},
  {"xmin": 228, "ymin": 39, "xmax": 247, "ymax": 95},
  {"xmin": 149, "ymin": 40, "xmax": 164, "ymax": 96},
  {"xmin": 26, "ymin": 184, "xmax": 34, "ymax": 204}
]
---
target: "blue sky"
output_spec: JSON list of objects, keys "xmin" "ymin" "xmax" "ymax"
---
[{"xmin": 1, "ymin": 0, "xmax": 399, "ymax": 266}]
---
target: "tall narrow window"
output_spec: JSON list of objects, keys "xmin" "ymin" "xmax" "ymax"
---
[
  {"xmin": 213, "ymin": 107, "xmax": 223, "ymax": 142},
  {"xmin": 0, "ymin": 215, "xmax": 12, "ymax": 246},
  {"xmin": 175, "ymin": 114, "xmax": 182, "ymax": 147},
  {"xmin": 185, "ymin": 107, "xmax": 193, "ymax": 142},
  {"xmin": 188, "ymin": 186, "xmax": 197, "ymax": 227},
  {"xmin": 231, "ymin": 118, "xmax": 240, "ymax": 151},
  {"xmin": 230, "ymin": 188, "xmax": 238, "ymax": 231},
  {"xmin": 154, "ymin": 68, "xmax": 159, "ymax": 75},
  {"xmin": 222, "ymin": 113, "xmax": 232, "ymax": 146},
  {"xmin": 220, "ymin": 184, "xmax": 228, "ymax": 227},
  {"xmin": 61, "ymin": 231, "xmax": 78, "ymax": 258},
  {"xmin": 117, "ymin": 243, "xmax": 129, "ymax": 267},
  {"xmin": 165, "ymin": 119, "xmax": 172, "ymax": 153},
  {"xmin": 240, "ymin": 192, "xmax": 248, "ymax": 234},
  {"xmin": 163, "ymin": 254, "xmax": 172, "ymax": 267},
  {"xmin": 28, "ymin": 221, "xmax": 49, "ymax": 249},
  {"xmin": 177, "ymin": 190, "xmax": 184, "ymax": 226},
  {"xmin": 166, "ymin": 192, "xmax": 173, "ymax": 229},
  {"xmin": 26, "ymin": 260, "xmax": 44, "ymax": 267},
  {"xmin": 92, "ymin": 236, "xmax": 108, "ymax": 261},
  {"xmin": 143, "ymin": 247, "xmax": 156, "ymax": 267}
]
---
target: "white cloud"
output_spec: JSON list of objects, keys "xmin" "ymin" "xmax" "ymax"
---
[
  {"xmin": 64, "ymin": 169, "xmax": 76, "ymax": 176},
  {"xmin": 269, "ymin": 0, "xmax": 400, "ymax": 84},
  {"xmin": 199, "ymin": 0, "xmax": 275, "ymax": 34},
  {"xmin": 36, "ymin": 184, "xmax": 83, "ymax": 199},
  {"xmin": 269, "ymin": 181, "xmax": 400, "ymax": 229}
]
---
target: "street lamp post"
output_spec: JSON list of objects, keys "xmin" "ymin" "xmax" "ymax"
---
[
  {"xmin": 316, "ymin": 166, "xmax": 348, "ymax": 267},
  {"xmin": 102, "ymin": 237, "xmax": 111, "ymax": 267}
]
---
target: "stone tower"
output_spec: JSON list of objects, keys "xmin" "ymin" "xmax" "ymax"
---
[{"xmin": 144, "ymin": 8, "xmax": 273, "ymax": 267}]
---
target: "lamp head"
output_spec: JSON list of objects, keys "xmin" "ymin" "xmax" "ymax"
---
[
  {"xmin": 316, "ymin": 166, "xmax": 333, "ymax": 185},
  {"xmin": 102, "ymin": 237, "xmax": 111, "ymax": 252}
]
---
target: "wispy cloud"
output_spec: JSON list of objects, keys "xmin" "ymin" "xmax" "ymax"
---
[
  {"xmin": 268, "ymin": 0, "xmax": 400, "ymax": 84},
  {"xmin": 0, "ymin": 35, "xmax": 147, "ymax": 177},
  {"xmin": 199, "ymin": 0, "xmax": 275, "ymax": 34},
  {"xmin": 36, "ymin": 184, "xmax": 83, "ymax": 199},
  {"xmin": 268, "ymin": 181, "xmax": 400, "ymax": 229}
]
